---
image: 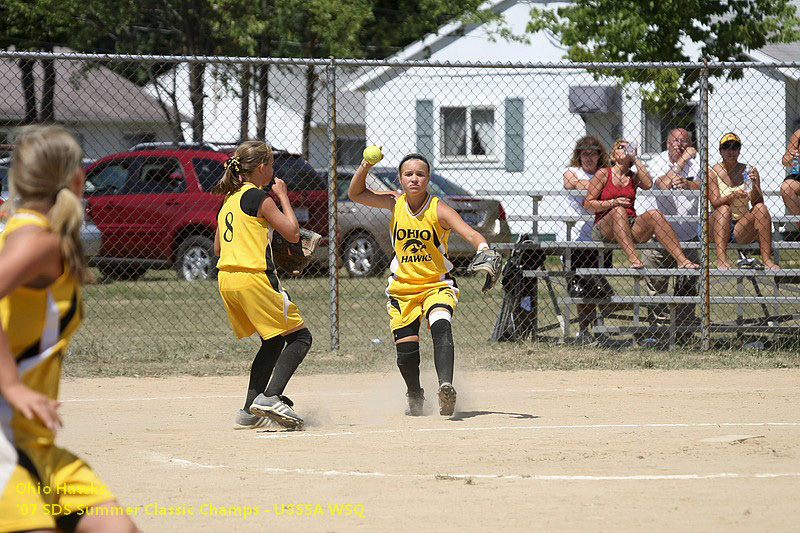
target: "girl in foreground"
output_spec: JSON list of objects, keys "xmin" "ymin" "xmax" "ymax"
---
[{"xmin": 0, "ymin": 125, "xmax": 137, "ymax": 532}]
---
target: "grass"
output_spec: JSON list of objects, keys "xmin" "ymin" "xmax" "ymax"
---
[
  {"xmin": 64, "ymin": 262, "xmax": 800, "ymax": 378},
  {"xmin": 66, "ymin": 329, "xmax": 800, "ymax": 378}
]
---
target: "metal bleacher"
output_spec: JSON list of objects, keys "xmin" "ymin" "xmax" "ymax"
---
[{"xmin": 483, "ymin": 188, "xmax": 800, "ymax": 349}]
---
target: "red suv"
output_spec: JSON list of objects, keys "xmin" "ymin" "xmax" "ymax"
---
[{"xmin": 84, "ymin": 144, "xmax": 327, "ymax": 281}]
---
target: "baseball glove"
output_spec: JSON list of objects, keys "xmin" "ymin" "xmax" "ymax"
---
[
  {"xmin": 272, "ymin": 228, "xmax": 323, "ymax": 276},
  {"xmin": 467, "ymin": 247, "xmax": 503, "ymax": 293}
]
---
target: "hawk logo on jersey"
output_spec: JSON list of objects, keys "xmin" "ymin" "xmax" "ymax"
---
[
  {"xmin": 395, "ymin": 228, "xmax": 433, "ymax": 263},
  {"xmin": 402, "ymin": 239, "xmax": 426, "ymax": 254}
]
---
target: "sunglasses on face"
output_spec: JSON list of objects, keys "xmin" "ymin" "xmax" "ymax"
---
[
  {"xmin": 615, "ymin": 144, "xmax": 627, "ymax": 151},
  {"xmin": 720, "ymin": 142, "xmax": 741, "ymax": 150},
  {"xmin": 581, "ymin": 150, "xmax": 600, "ymax": 156}
]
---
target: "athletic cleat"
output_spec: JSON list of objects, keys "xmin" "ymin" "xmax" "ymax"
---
[
  {"xmin": 249, "ymin": 393, "xmax": 305, "ymax": 429},
  {"xmin": 234, "ymin": 409, "xmax": 275, "ymax": 430},
  {"xmin": 405, "ymin": 389, "xmax": 425, "ymax": 416},
  {"xmin": 437, "ymin": 382, "xmax": 457, "ymax": 416}
]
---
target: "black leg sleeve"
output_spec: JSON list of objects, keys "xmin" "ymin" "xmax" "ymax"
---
[
  {"xmin": 430, "ymin": 319, "xmax": 455, "ymax": 385},
  {"xmin": 396, "ymin": 341, "xmax": 422, "ymax": 393},
  {"xmin": 265, "ymin": 328, "xmax": 312, "ymax": 396},
  {"xmin": 244, "ymin": 335, "xmax": 285, "ymax": 410}
]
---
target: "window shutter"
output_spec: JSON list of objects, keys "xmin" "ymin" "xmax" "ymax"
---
[
  {"xmin": 416, "ymin": 100, "xmax": 434, "ymax": 161},
  {"xmin": 505, "ymin": 98, "xmax": 524, "ymax": 172}
]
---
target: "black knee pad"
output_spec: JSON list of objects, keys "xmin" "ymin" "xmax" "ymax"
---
[
  {"xmin": 430, "ymin": 319, "xmax": 454, "ymax": 349},
  {"xmin": 395, "ymin": 341, "xmax": 420, "ymax": 369},
  {"xmin": 285, "ymin": 327, "xmax": 312, "ymax": 347},
  {"xmin": 393, "ymin": 318, "xmax": 421, "ymax": 342}
]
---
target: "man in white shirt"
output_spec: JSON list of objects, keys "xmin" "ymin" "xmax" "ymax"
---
[{"xmin": 639, "ymin": 128, "xmax": 701, "ymax": 327}]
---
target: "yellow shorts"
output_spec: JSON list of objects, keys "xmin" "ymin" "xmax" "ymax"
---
[
  {"xmin": 218, "ymin": 270, "xmax": 304, "ymax": 340},
  {"xmin": 0, "ymin": 443, "xmax": 115, "ymax": 532},
  {"xmin": 386, "ymin": 277, "xmax": 459, "ymax": 331}
]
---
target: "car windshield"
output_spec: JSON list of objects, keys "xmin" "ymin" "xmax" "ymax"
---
[
  {"xmin": 334, "ymin": 169, "xmax": 475, "ymax": 201},
  {"xmin": 335, "ymin": 172, "xmax": 393, "ymax": 200}
]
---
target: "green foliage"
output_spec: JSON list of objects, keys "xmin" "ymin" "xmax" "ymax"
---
[
  {"xmin": 0, "ymin": 0, "xmax": 139, "ymax": 51},
  {"xmin": 528, "ymin": 0, "xmax": 800, "ymax": 114},
  {"xmin": 366, "ymin": 0, "xmax": 512, "ymax": 58},
  {"xmin": 269, "ymin": 0, "xmax": 373, "ymax": 58},
  {"xmin": 209, "ymin": 0, "xmax": 270, "ymax": 56},
  {"xmin": 2, "ymin": 0, "xmax": 517, "ymax": 63}
]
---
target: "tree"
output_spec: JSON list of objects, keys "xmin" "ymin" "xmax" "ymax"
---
[
  {"xmin": 0, "ymin": 0, "xmax": 137, "ymax": 124},
  {"xmin": 527, "ymin": 0, "xmax": 800, "ymax": 119},
  {"xmin": 117, "ymin": 0, "xmax": 282, "ymax": 143},
  {"xmin": 210, "ymin": 0, "xmax": 276, "ymax": 142},
  {"xmin": 273, "ymin": 0, "xmax": 374, "ymax": 159},
  {"xmin": 108, "ymin": 1, "xmax": 227, "ymax": 142},
  {"xmin": 365, "ymin": 0, "xmax": 511, "ymax": 58}
]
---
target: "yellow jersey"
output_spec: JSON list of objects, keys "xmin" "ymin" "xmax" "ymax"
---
[
  {"xmin": 0, "ymin": 210, "xmax": 83, "ymax": 447},
  {"xmin": 216, "ymin": 183, "xmax": 277, "ymax": 273},
  {"xmin": 389, "ymin": 194, "xmax": 453, "ymax": 283}
]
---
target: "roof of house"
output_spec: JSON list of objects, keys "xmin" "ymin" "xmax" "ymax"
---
[
  {"xmin": 758, "ymin": 42, "xmax": 800, "ymax": 62},
  {"xmin": 751, "ymin": 0, "xmax": 800, "ymax": 62},
  {"xmin": 0, "ymin": 47, "xmax": 172, "ymax": 123}
]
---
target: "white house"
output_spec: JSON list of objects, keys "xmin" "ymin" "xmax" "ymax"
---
[{"xmin": 349, "ymin": 0, "xmax": 800, "ymax": 238}]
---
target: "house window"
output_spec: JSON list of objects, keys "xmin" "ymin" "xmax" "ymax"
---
[
  {"xmin": 441, "ymin": 107, "xmax": 496, "ymax": 159},
  {"xmin": 643, "ymin": 104, "xmax": 697, "ymax": 154}
]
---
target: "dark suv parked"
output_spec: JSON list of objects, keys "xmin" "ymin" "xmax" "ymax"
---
[{"xmin": 84, "ymin": 144, "xmax": 326, "ymax": 281}]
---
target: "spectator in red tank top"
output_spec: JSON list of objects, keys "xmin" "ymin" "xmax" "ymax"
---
[{"xmin": 584, "ymin": 140, "xmax": 699, "ymax": 270}]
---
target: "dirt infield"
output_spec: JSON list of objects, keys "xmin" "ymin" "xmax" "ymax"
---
[{"xmin": 56, "ymin": 370, "xmax": 800, "ymax": 532}]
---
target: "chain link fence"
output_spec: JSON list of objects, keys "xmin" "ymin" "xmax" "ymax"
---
[{"xmin": 1, "ymin": 51, "xmax": 799, "ymax": 360}]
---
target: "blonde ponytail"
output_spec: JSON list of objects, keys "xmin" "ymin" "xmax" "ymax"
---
[
  {"xmin": 50, "ymin": 187, "xmax": 90, "ymax": 284},
  {"xmin": 9, "ymin": 125, "xmax": 91, "ymax": 284}
]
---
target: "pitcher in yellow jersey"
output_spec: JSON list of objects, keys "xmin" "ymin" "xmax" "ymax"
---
[
  {"xmin": 348, "ymin": 151, "xmax": 492, "ymax": 417},
  {"xmin": 212, "ymin": 141, "xmax": 312, "ymax": 431},
  {"xmin": 0, "ymin": 126, "xmax": 138, "ymax": 532}
]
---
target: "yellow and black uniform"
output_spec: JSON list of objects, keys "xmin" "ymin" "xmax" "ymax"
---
[
  {"xmin": 386, "ymin": 194, "xmax": 459, "ymax": 331},
  {"xmin": 217, "ymin": 183, "xmax": 304, "ymax": 340},
  {"xmin": 0, "ymin": 210, "xmax": 115, "ymax": 533}
]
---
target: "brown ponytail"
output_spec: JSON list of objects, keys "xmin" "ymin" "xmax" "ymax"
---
[
  {"xmin": 9, "ymin": 125, "xmax": 91, "ymax": 284},
  {"xmin": 212, "ymin": 141, "xmax": 274, "ymax": 196}
]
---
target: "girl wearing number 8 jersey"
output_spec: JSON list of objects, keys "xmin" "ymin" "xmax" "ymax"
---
[{"xmin": 212, "ymin": 141, "xmax": 312, "ymax": 430}]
